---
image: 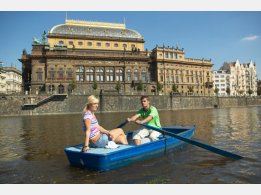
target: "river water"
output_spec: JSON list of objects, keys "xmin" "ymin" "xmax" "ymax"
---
[{"xmin": 0, "ymin": 107, "xmax": 260, "ymax": 184}]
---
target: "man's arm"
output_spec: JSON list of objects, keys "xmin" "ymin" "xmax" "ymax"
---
[
  {"xmin": 127, "ymin": 114, "xmax": 140, "ymax": 122},
  {"xmin": 135, "ymin": 115, "xmax": 153, "ymax": 124}
]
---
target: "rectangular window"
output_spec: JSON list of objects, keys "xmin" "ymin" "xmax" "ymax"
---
[
  {"xmin": 37, "ymin": 72, "xmax": 42, "ymax": 82},
  {"xmin": 127, "ymin": 73, "xmax": 131, "ymax": 81},
  {"xmin": 134, "ymin": 73, "xmax": 139, "ymax": 81},
  {"xmin": 96, "ymin": 75, "xmax": 104, "ymax": 81},
  {"xmin": 116, "ymin": 75, "xmax": 123, "ymax": 81},
  {"xmin": 106, "ymin": 75, "xmax": 114, "ymax": 81},
  {"xmin": 76, "ymin": 74, "xmax": 84, "ymax": 82},
  {"xmin": 141, "ymin": 73, "xmax": 146, "ymax": 81},
  {"xmin": 96, "ymin": 42, "xmax": 102, "ymax": 47},
  {"xmin": 86, "ymin": 75, "xmax": 94, "ymax": 81},
  {"xmin": 87, "ymin": 42, "xmax": 92, "ymax": 46},
  {"xmin": 67, "ymin": 71, "xmax": 73, "ymax": 79}
]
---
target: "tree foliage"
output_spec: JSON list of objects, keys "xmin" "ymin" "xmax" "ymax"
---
[
  {"xmin": 172, "ymin": 84, "xmax": 178, "ymax": 92},
  {"xmin": 226, "ymin": 87, "xmax": 230, "ymax": 95},
  {"xmin": 137, "ymin": 80, "xmax": 143, "ymax": 91},
  {"xmin": 214, "ymin": 87, "xmax": 219, "ymax": 95},
  {"xmin": 157, "ymin": 82, "xmax": 163, "ymax": 92},
  {"xmin": 115, "ymin": 81, "xmax": 121, "ymax": 93},
  {"xmin": 92, "ymin": 80, "xmax": 98, "ymax": 91}
]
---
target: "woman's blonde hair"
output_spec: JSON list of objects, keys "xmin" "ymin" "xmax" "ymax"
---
[{"xmin": 82, "ymin": 95, "xmax": 99, "ymax": 112}]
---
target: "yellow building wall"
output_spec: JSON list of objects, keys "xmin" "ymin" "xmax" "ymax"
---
[{"xmin": 48, "ymin": 38, "xmax": 144, "ymax": 51}]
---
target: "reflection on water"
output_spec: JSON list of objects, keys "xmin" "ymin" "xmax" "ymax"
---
[{"xmin": 0, "ymin": 106, "xmax": 261, "ymax": 183}]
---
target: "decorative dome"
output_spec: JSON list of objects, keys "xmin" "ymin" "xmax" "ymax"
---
[{"xmin": 49, "ymin": 20, "xmax": 144, "ymax": 40}]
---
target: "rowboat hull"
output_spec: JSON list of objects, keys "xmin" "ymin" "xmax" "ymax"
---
[{"xmin": 64, "ymin": 125, "xmax": 196, "ymax": 171}]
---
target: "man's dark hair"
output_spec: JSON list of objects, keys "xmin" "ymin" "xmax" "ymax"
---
[{"xmin": 140, "ymin": 95, "xmax": 149, "ymax": 101}]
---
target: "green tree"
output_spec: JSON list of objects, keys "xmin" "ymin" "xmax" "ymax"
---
[
  {"xmin": 115, "ymin": 81, "xmax": 121, "ymax": 94},
  {"xmin": 247, "ymin": 88, "xmax": 253, "ymax": 96},
  {"xmin": 137, "ymin": 80, "xmax": 143, "ymax": 91},
  {"xmin": 257, "ymin": 80, "xmax": 261, "ymax": 96},
  {"xmin": 226, "ymin": 87, "xmax": 230, "ymax": 95},
  {"xmin": 157, "ymin": 82, "xmax": 163, "ymax": 93},
  {"xmin": 172, "ymin": 84, "xmax": 178, "ymax": 92},
  {"xmin": 188, "ymin": 86, "xmax": 194, "ymax": 93},
  {"xmin": 68, "ymin": 79, "xmax": 77, "ymax": 94},
  {"xmin": 131, "ymin": 80, "xmax": 135, "ymax": 90},
  {"xmin": 239, "ymin": 89, "xmax": 244, "ymax": 95},
  {"xmin": 214, "ymin": 87, "xmax": 219, "ymax": 96},
  {"xmin": 92, "ymin": 80, "xmax": 98, "ymax": 91}
]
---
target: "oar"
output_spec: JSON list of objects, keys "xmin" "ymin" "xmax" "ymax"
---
[
  {"xmin": 139, "ymin": 123, "xmax": 243, "ymax": 160},
  {"xmin": 116, "ymin": 120, "xmax": 129, "ymax": 128}
]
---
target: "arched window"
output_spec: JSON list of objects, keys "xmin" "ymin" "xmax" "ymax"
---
[
  {"xmin": 66, "ymin": 68, "xmax": 73, "ymax": 80},
  {"xmin": 106, "ymin": 68, "xmax": 114, "ymax": 81},
  {"xmin": 141, "ymin": 69, "xmax": 146, "ymax": 82},
  {"xmin": 49, "ymin": 85, "xmax": 55, "ymax": 93},
  {"xmin": 37, "ymin": 68, "xmax": 43, "ymax": 82},
  {"xmin": 76, "ymin": 66, "xmax": 84, "ymax": 82},
  {"xmin": 86, "ymin": 68, "xmax": 94, "ymax": 81},
  {"xmin": 127, "ymin": 69, "xmax": 131, "ymax": 81},
  {"xmin": 58, "ymin": 84, "xmax": 64, "ymax": 94},
  {"xmin": 96, "ymin": 68, "xmax": 104, "ymax": 82},
  {"xmin": 134, "ymin": 69, "xmax": 139, "ymax": 81},
  {"xmin": 116, "ymin": 69, "xmax": 123, "ymax": 81},
  {"xmin": 49, "ymin": 67, "xmax": 55, "ymax": 80},
  {"xmin": 58, "ymin": 68, "xmax": 64, "ymax": 80}
]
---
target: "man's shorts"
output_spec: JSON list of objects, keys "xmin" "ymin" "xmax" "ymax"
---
[{"xmin": 132, "ymin": 128, "xmax": 161, "ymax": 141}]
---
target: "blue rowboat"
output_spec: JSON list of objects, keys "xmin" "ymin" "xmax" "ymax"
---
[{"xmin": 64, "ymin": 125, "xmax": 196, "ymax": 171}]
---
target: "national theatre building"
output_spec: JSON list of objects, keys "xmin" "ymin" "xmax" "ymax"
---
[{"xmin": 20, "ymin": 19, "xmax": 213, "ymax": 96}]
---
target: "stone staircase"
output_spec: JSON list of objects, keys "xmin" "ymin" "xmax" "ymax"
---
[{"xmin": 22, "ymin": 94, "xmax": 67, "ymax": 110}]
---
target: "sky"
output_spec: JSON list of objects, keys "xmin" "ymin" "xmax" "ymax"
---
[
  {"xmin": 0, "ymin": 11, "xmax": 260, "ymax": 79},
  {"xmin": 0, "ymin": 11, "xmax": 261, "ymax": 79}
]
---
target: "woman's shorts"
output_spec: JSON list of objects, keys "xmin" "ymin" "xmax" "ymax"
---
[{"xmin": 90, "ymin": 134, "xmax": 109, "ymax": 148}]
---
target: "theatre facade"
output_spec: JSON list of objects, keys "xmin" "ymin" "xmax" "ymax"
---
[{"xmin": 20, "ymin": 19, "xmax": 213, "ymax": 96}]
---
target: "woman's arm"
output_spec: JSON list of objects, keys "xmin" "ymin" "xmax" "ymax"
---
[
  {"xmin": 98, "ymin": 125, "xmax": 110, "ymax": 135},
  {"xmin": 82, "ymin": 119, "xmax": 91, "ymax": 152}
]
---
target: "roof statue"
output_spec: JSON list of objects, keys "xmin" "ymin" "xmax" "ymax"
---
[
  {"xmin": 41, "ymin": 31, "xmax": 47, "ymax": 45},
  {"xmin": 33, "ymin": 37, "xmax": 41, "ymax": 44}
]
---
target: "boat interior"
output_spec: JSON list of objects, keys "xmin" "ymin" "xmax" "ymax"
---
[{"xmin": 65, "ymin": 126, "xmax": 193, "ymax": 155}]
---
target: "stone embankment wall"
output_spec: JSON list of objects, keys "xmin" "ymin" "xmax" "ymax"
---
[{"xmin": 0, "ymin": 94, "xmax": 261, "ymax": 116}]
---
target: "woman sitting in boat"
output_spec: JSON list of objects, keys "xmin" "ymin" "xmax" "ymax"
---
[
  {"xmin": 81, "ymin": 95, "xmax": 128, "ymax": 152},
  {"xmin": 127, "ymin": 95, "xmax": 162, "ymax": 145}
]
